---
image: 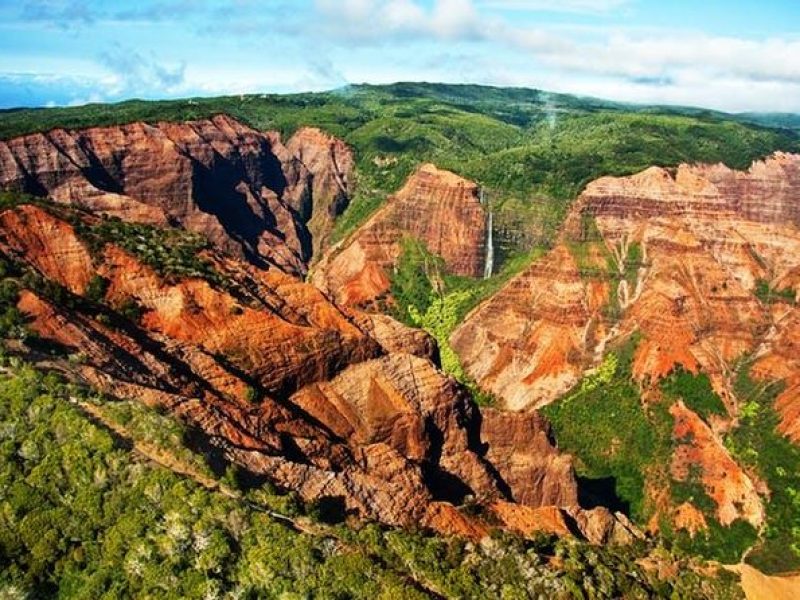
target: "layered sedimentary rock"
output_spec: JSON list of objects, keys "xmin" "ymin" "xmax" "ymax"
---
[
  {"xmin": 312, "ymin": 163, "xmax": 487, "ymax": 310},
  {"xmin": 480, "ymin": 408, "xmax": 578, "ymax": 506},
  {"xmin": 451, "ymin": 244, "xmax": 610, "ymax": 410},
  {"xmin": 0, "ymin": 117, "xmax": 353, "ymax": 274},
  {"xmin": 0, "ymin": 201, "xmax": 582, "ymax": 531},
  {"xmin": 449, "ymin": 153, "xmax": 800, "ymax": 537},
  {"xmin": 453, "ymin": 153, "xmax": 800, "ymax": 411},
  {"xmin": 285, "ymin": 127, "xmax": 354, "ymax": 256}
]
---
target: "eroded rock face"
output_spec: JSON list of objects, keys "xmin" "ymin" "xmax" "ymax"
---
[
  {"xmin": 480, "ymin": 408, "xmax": 578, "ymax": 507},
  {"xmin": 285, "ymin": 127, "xmax": 354, "ymax": 257},
  {"xmin": 452, "ymin": 153, "xmax": 800, "ymax": 411},
  {"xmin": 0, "ymin": 116, "xmax": 353, "ymax": 275},
  {"xmin": 670, "ymin": 401, "xmax": 764, "ymax": 528},
  {"xmin": 451, "ymin": 244, "xmax": 610, "ymax": 410},
  {"xmin": 312, "ymin": 163, "xmax": 488, "ymax": 310},
  {"xmin": 0, "ymin": 202, "xmax": 581, "ymax": 531}
]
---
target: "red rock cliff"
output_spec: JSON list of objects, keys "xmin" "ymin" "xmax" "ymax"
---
[
  {"xmin": 0, "ymin": 201, "xmax": 580, "ymax": 532},
  {"xmin": 452, "ymin": 153, "xmax": 800, "ymax": 412},
  {"xmin": 312, "ymin": 163, "xmax": 488, "ymax": 310},
  {"xmin": 0, "ymin": 116, "xmax": 353, "ymax": 275}
]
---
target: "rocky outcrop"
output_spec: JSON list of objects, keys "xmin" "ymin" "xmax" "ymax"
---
[
  {"xmin": 0, "ymin": 116, "xmax": 353, "ymax": 274},
  {"xmin": 0, "ymin": 205, "xmax": 95, "ymax": 295},
  {"xmin": 287, "ymin": 353, "xmax": 502, "ymax": 505},
  {"xmin": 285, "ymin": 127, "xmax": 354, "ymax": 257},
  {"xmin": 451, "ymin": 244, "xmax": 610, "ymax": 410},
  {"xmin": 670, "ymin": 401, "xmax": 765, "ymax": 528},
  {"xmin": 564, "ymin": 506, "xmax": 644, "ymax": 545},
  {"xmin": 490, "ymin": 502, "xmax": 572, "ymax": 538},
  {"xmin": 452, "ymin": 153, "xmax": 800, "ymax": 410},
  {"xmin": 480, "ymin": 407, "xmax": 578, "ymax": 506},
  {"xmin": 312, "ymin": 163, "xmax": 488, "ymax": 310},
  {"xmin": 0, "ymin": 201, "xmax": 584, "ymax": 531}
]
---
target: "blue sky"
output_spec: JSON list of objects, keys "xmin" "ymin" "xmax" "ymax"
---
[{"xmin": 1, "ymin": 0, "xmax": 798, "ymax": 112}]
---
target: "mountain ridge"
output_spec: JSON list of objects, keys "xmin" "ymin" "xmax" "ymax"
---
[{"xmin": 2, "ymin": 88, "xmax": 800, "ymax": 596}]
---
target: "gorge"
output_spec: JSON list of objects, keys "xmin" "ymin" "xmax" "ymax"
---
[{"xmin": 1, "ymin": 83, "xmax": 800, "ymax": 598}]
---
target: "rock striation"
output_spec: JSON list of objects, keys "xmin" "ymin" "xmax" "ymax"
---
[
  {"xmin": 285, "ymin": 127, "xmax": 353, "ymax": 257},
  {"xmin": 0, "ymin": 201, "xmax": 583, "ymax": 533},
  {"xmin": 452, "ymin": 153, "xmax": 800, "ymax": 411},
  {"xmin": 450, "ymin": 152, "xmax": 800, "ymax": 536},
  {"xmin": 0, "ymin": 117, "xmax": 353, "ymax": 275},
  {"xmin": 312, "ymin": 163, "xmax": 488, "ymax": 310}
]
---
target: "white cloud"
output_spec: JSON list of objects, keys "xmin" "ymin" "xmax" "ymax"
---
[
  {"xmin": 479, "ymin": 0, "xmax": 632, "ymax": 13},
  {"xmin": 310, "ymin": 0, "xmax": 800, "ymax": 111},
  {"xmin": 314, "ymin": 0, "xmax": 486, "ymax": 41}
]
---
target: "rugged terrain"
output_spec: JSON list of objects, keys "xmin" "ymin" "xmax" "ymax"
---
[
  {"xmin": 448, "ymin": 151, "xmax": 800, "ymax": 569},
  {"xmin": 453, "ymin": 152, "xmax": 800, "ymax": 410},
  {"xmin": 0, "ymin": 182, "xmax": 620, "ymax": 541},
  {"xmin": 0, "ymin": 115, "xmax": 352, "ymax": 274},
  {"xmin": 2, "ymin": 84, "xmax": 800, "ymax": 597},
  {"xmin": 312, "ymin": 163, "xmax": 488, "ymax": 311}
]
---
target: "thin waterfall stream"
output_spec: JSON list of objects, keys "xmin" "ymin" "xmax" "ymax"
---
[{"xmin": 483, "ymin": 189, "xmax": 494, "ymax": 279}]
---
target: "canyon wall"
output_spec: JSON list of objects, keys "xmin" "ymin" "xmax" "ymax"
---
[
  {"xmin": 0, "ymin": 116, "xmax": 353, "ymax": 275},
  {"xmin": 452, "ymin": 153, "xmax": 800, "ymax": 413},
  {"xmin": 312, "ymin": 163, "xmax": 488, "ymax": 310}
]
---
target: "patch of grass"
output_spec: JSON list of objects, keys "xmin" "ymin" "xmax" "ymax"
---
[
  {"xmin": 754, "ymin": 279, "xmax": 796, "ymax": 305},
  {"xmin": 545, "ymin": 344, "xmax": 766, "ymax": 564},
  {"xmin": 660, "ymin": 368, "xmax": 728, "ymax": 422},
  {"xmin": 724, "ymin": 362, "xmax": 800, "ymax": 574}
]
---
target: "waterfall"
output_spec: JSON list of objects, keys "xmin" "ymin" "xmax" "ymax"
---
[{"xmin": 484, "ymin": 207, "xmax": 494, "ymax": 279}]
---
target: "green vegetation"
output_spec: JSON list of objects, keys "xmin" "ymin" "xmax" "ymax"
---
[
  {"xmin": 542, "ymin": 337, "xmax": 674, "ymax": 522},
  {"xmin": 723, "ymin": 362, "xmax": 800, "ymax": 573},
  {"xmin": 665, "ymin": 462, "xmax": 758, "ymax": 564},
  {"xmin": 670, "ymin": 519, "xmax": 759, "ymax": 566},
  {"xmin": 390, "ymin": 238, "xmax": 440, "ymax": 319},
  {"xmin": 544, "ymin": 343, "xmax": 762, "ymax": 565},
  {"xmin": 621, "ymin": 242, "xmax": 643, "ymax": 289},
  {"xmin": 77, "ymin": 217, "xmax": 227, "ymax": 288},
  {"xmin": 0, "ymin": 257, "xmax": 27, "ymax": 341},
  {"xmin": 565, "ymin": 213, "xmax": 615, "ymax": 278},
  {"xmin": 670, "ymin": 467, "xmax": 716, "ymax": 514},
  {"xmin": 84, "ymin": 275, "xmax": 109, "ymax": 304},
  {"xmin": 660, "ymin": 368, "xmax": 728, "ymax": 422},
  {"xmin": 0, "ymin": 360, "xmax": 744, "ymax": 598},
  {"xmin": 390, "ymin": 238, "xmax": 546, "ymax": 405},
  {"xmin": 754, "ymin": 278, "xmax": 796, "ymax": 305}
]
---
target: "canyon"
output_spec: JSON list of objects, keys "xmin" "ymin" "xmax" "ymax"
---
[
  {"xmin": 0, "ymin": 120, "xmax": 622, "ymax": 542},
  {"xmin": 3, "ymin": 113, "xmax": 800, "ymax": 577}
]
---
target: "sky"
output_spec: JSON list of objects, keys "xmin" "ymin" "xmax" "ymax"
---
[{"xmin": 0, "ymin": 0, "xmax": 799, "ymax": 113}]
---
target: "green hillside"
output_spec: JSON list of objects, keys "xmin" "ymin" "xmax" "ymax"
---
[{"xmin": 0, "ymin": 360, "xmax": 744, "ymax": 599}]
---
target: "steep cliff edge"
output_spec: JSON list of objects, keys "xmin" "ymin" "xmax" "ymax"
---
[
  {"xmin": 0, "ymin": 200, "xmax": 586, "ymax": 534},
  {"xmin": 312, "ymin": 163, "xmax": 488, "ymax": 310},
  {"xmin": 0, "ymin": 117, "xmax": 353, "ymax": 275},
  {"xmin": 285, "ymin": 127, "xmax": 353, "ymax": 257}
]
